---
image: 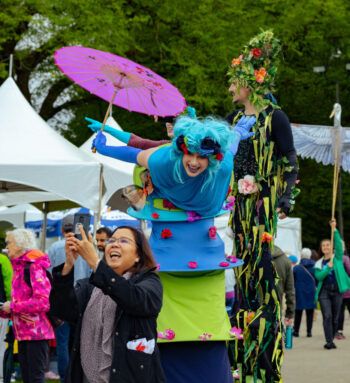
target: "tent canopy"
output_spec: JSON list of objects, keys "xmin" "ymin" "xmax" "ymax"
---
[{"xmin": 0, "ymin": 77, "xmax": 102, "ymax": 211}]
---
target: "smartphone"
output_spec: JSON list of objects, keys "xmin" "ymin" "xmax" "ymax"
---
[{"xmin": 73, "ymin": 213, "xmax": 91, "ymax": 240}]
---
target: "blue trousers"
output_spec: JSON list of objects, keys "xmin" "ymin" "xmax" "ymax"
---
[{"xmin": 54, "ymin": 322, "xmax": 70, "ymax": 383}]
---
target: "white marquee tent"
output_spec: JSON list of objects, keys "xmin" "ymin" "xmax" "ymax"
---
[{"xmin": 0, "ymin": 77, "xmax": 102, "ymax": 211}]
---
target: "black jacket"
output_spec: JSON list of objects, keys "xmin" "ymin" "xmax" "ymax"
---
[{"xmin": 50, "ymin": 261, "xmax": 166, "ymax": 383}]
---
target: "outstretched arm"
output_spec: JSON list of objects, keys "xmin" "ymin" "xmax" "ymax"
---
[
  {"xmin": 93, "ymin": 131, "xmax": 159, "ymax": 167},
  {"xmin": 86, "ymin": 117, "xmax": 170, "ymax": 149},
  {"xmin": 86, "ymin": 117, "xmax": 132, "ymax": 144}
]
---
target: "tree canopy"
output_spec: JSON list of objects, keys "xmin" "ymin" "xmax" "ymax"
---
[{"xmin": 1, "ymin": 0, "xmax": 350, "ymax": 249}]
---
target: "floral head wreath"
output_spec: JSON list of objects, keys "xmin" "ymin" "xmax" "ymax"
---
[
  {"xmin": 227, "ymin": 30, "xmax": 282, "ymax": 109},
  {"xmin": 175, "ymin": 135, "xmax": 223, "ymax": 161}
]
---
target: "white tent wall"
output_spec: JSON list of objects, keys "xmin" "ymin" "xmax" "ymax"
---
[
  {"xmin": 0, "ymin": 77, "xmax": 102, "ymax": 211},
  {"xmin": 274, "ymin": 217, "xmax": 302, "ymax": 258},
  {"xmin": 0, "ymin": 204, "xmax": 42, "ymax": 229}
]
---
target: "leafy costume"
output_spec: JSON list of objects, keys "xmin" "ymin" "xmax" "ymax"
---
[{"xmin": 226, "ymin": 31, "xmax": 299, "ymax": 383}]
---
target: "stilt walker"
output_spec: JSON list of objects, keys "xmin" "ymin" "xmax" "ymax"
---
[{"xmin": 225, "ymin": 31, "xmax": 299, "ymax": 382}]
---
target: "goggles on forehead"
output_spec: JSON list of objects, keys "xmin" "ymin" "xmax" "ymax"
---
[{"xmin": 175, "ymin": 135, "xmax": 223, "ymax": 161}]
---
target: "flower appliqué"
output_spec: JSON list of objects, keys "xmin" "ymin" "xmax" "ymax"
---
[
  {"xmin": 187, "ymin": 211, "xmax": 201, "ymax": 222},
  {"xmin": 254, "ymin": 67, "xmax": 267, "ymax": 83},
  {"xmin": 251, "ymin": 48, "xmax": 262, "ymax": 58},
  {"xmin": 262, "ymin": 232, "xmax": 273, "ymax": 243},
  {"xmin": 230, "ymin": 326, "xmax": 243, "ymax": 340},
  {"xmin": 227, "ymin": 255, "xmax": 237, "ymax": 263},
  {"xmin": 233, "ymin": 367, "xmax": 240, "ymax": 380},
  {"xmin": 198, "ymin": 333, "xmax": 212, "ymax": 341},
  {"xmin": 208, "ymin": 226, "xmax": 217, "ymax": 239},
  {"xmin": 161, "ymin": 229, "xmax": 172, "ymax": 239},
  {"xmin": 158, "ymin": 329, "xmax": 175, "ymax": 340},
  {"xmin": 232, "ymin": 55, "xmax": 243, "ymax": 67},
  {"xmin": 223, "ymin": 195, "xmax": 235, "ymax": 211},
  {"xmin": 151, "ymin": 213, "xmax": 159, "ymax": 219},
  {"xmin": 247, "ymin": 311, "xmax": 255, "ymax": 324},
  {"xmin": 238, "ymin": 175, "xmax": 259, "ymax": 195},
  {"xmin": 188, "ymin": 261, "xmax": 198, "ymax": 269},
  {"xmin": 219, "ymin": 261, "xmax": 230, "ymax": 267}
]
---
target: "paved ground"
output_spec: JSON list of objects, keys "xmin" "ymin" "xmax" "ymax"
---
[{"xmin": 282, "ymin": 311, "xmax": 350, "ymax": 382}]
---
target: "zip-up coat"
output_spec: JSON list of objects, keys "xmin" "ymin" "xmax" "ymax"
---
[
  {"xmin": 314, "ymin": 230, "xmax": 350, "ymax": 303},
  {"xmin": 50, "ymin": 261, "xmax": 166, "ymax": 383},
  {"xmin": 0, "ymin": 250, "xmax": 55, "ymax": 340},
  {"xmin": 293, "ymin": 258, "xmax": 316, "ymax": 310},
  {"xmin": 272, "ymin": 246, "xmax": 295, "ymax": 318}
]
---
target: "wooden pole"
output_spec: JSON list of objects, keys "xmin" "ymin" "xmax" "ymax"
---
[
  {"xmin": 92, "ymin": 87, "xmax": 119, "ymax": 153},
  {"xmin": 330, "ymin": 108, "xmax": 340, "ymax": 252}
]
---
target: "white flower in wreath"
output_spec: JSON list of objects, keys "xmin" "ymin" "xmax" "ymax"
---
[{"xmin": 238, "ymin": 175, "xmax": 259, "ymax": 195}]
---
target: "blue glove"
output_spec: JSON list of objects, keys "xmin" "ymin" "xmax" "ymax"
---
[
  {"xmin": 233, "ymin": 115, "xmax": 256, "ymax": 140},
  {"xmin": 229, "ymin": 115, "xmax": 256, "ymax": 155},
  {"xmin": 85, "ymin": 117, "xmax": 132, "ymax": 144},
  {"xmin": 92, "ymin": 131, "xmax": 141, "ymax": 164}
]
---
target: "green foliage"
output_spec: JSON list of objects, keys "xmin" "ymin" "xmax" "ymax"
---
[{"xmin": 1, "ymin": 0, "xmax": 350, "ymax": 246}]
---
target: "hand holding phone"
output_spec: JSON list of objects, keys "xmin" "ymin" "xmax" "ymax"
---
[{"xmin": 73, "ymin": 213, "xmax": 91, "ymax": 240}]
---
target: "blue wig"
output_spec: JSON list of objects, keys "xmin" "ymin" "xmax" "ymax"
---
[{"xmin": 171, "ymin": 116, "xmax": 232, "ymax": 191}]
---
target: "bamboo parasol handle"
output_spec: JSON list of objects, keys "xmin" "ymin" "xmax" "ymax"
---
[{"xmin": 92, "ymin": 87, "xmax": 119, "ymax": 153}]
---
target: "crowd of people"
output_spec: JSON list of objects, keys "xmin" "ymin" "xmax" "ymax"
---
[{"xmin": 1, "ymin": 219, "xmax": 350, "ymax": 382}]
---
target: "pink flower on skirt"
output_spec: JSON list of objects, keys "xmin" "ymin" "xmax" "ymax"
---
[{"xmin": 238, "ymin": 175, "xmax": 259, "ymax": 195}]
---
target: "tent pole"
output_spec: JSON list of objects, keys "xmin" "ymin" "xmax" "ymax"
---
[
  {"xmin": 9, "ymin": 54, "xmax": 13, "ymax": 78},
  {"xmin": 93, "ymin": 164, "xmax": 104, "ymax": 238},
  {"xmin": 40, "ymin": 202, "xmax": 49, "ymax": 252}
]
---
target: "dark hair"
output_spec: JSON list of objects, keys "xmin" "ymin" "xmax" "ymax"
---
[
  {"xmin": 108, "ymin": 226, "xmax": 157, "ymax": 273},
  {"xmin": 96, "ymin": 227, "xmax": 112, "ymax": 238},
  {"xmin": 317, "ymin": 239, "xmax": 331, "ymax": 259}
]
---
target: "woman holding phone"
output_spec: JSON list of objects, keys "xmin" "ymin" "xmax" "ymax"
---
[{"xmin": 50, "ymin": 225, "xmax": 165, "ymax": 383}]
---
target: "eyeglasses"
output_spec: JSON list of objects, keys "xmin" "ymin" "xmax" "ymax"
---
[{"xmin": 106, "ymin": 237, "xmax": 136, "ymax": 246}]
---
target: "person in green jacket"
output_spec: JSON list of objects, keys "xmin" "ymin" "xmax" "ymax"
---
[
  {"xmin": 314, "ymin": 219, "xmax": 350, "ymax": 349},
  {"xmin": 0, "ymin": 252, "xmax": 13, "ymax": 382}
]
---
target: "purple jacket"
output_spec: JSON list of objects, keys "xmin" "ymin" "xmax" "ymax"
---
[
  {"xmin": 0, "ymin": 250, "xmax": 55, "ymax": 341},
  {"xmin": 343, "ymin": 256, "xmax": 350, "ymax": 299}
]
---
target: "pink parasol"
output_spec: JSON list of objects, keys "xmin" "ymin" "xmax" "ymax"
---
[{"xmin": 54, "ymin": 46, "xmax": 186, "ymax": 118}]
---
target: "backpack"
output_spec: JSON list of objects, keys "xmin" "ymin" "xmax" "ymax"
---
[{"xmin": 23, "ymin": 263, "xmax": 63, "ymax": 329}]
